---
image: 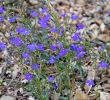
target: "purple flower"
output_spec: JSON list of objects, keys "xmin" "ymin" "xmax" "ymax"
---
[
  {"xmin": 0, "ymin": 16, "xmax": 4, "ymax": 22},
  {"xmin": 50, "ymin": 44, "xmax": 58, "ymax": 51},
  {"xmin": 39, "ymin": 19, "xmax": 48, "ymax": 28},
  {"xmin": 71, "ymin": 13, "xmax": 79, "ymax": 20},
  {"xmin": 45, "ymin": 14, "xmax": 51, "ymax": 21},
  {"xmin": 22, "ymin": 52, "xmax": 30, "ymax": 58},
  {"xmin": 24, "ymin": 61, "xmax": 30, "ymax": 65},
  {"xmin": 31, "ymin": 63, "xmax": 40, "ymax": 70},
  {"xmin": 30, "ymin": 11, "xmax": 38, "ymax": 17},
  {"xmin": 59, "ymin": 49, "xmax": 69, "ymax": 57},
  {"xmin": 70, "ymin": 44, "xmax": 85, "ymax": 52},
  {"xmin": 54, "ymin": 83, "xmax": 58, "ymax": 90},
  {"xmin": 76, "ymin": 45, "xmax": 85, "ymax": 52},
  {"xmin": 41, "ymin": 7, "xmax": 48, "ymax": 13},
  {"xmin": 77, "ymin": 51, "xmax": 86, "ymax": 59},
  {"xmin": 51, "ymin": 27, "xmax": 59, "ymax": 33},
  {"xmin": 25, "ymin": 73, "xmax": 34, "ymax": 81},
  {"xmin": 49, "ymin": 56, "xmax": 56, "ymax": 64},
  {"xmin": 48, "ymin": 75, "xmax": 55, "ymax": 82},
  {"xmin": 61, "ymin": 12, "xmax": 67, "ymax": 18},
  {"xmin": 9, "ymin": 17, "xmax": 16, "ymax": 23},
  {"xmin": 10, "ymin": 37, "xmax": 23, "ymax": 46},
  {"xmin": 59, "ymin": 27, "xmax": 64, "ymax": 36},
  {"xmin": 16, "ymin": 27, "xmax": 31, "ymax": 35},
  {"xmin": 27, "ymin": 43, "xmax": 37, "ymax": 51},
  {"xmin": 72, "ymin": 32, "xmax": 81, "ymax": 41},
  {"xmin": 99, "ymin": 61, "xmax": 109, "ymax": 69},
  {"xmin": 0, "ymin": 6, "xmax": 5, "ymax": 13},
  {"xmin": 86, "ymin": 79, "xmax": 95, "ymax": 86},
  {"xmin": 38, "ymin": 14, "xmax": 51, "ymax": 28},
  {"xmin": 76, "ymin": 23, "xmax": 85, "ymax": 30},
  {"xmin": 99, "ymin": 44, "xmax": 106, "ymax": 51},
  {"xmin": 36, "ymin": 44, "xmax": 44, "ymax": 51},
  {"xmin": 70, "ymin": 44, "xmax": 78, "ymax": 51},
  {"xmin": 0, "ymin": 42, "xmax": 6, "ymax": 50}
]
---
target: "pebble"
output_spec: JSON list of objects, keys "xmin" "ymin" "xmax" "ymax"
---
[
  {"xmin": 104, "ymin": 16, "xmax": 110, "ymax": 28},
  {"xmin": 100, "ymin": 23, "xmax": 105, "ymax": 32},
  {"xmin": 28, "ymin": 96, "xmax": 35, "ymax": 100},
  {"xmin": 29, "ymin": 0, "xmax": 38, "ymax": 5},
  {"xmin": 0, "ymin": 95, "xmax": 16, "ymax": 100}
]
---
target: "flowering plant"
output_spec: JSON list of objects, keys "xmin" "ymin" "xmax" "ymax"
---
[{"xmin": 0, "ymin": 0, "xmax": 110, "ymax": 99}]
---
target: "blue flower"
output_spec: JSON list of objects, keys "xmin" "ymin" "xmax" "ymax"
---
[
  {"xmin": 25, "ymin": 73, "xmax": 34, "ymax": 81},
  {"xmin": 77, "ymin": 51, "xmax": 86, "ymax": 59},
  {"xmin": 36, "ymin": 44, "xmax": 45, "ymax": 51},
  {"xmin": 76, "ymin": 23, "xmax": 85, "ymax": 30},
  {"xmin": 51, "ymin": 27, "xmax": 59, "ymax": 33},
  {"xmin": 54, "ymin": 83, "xmax": 58, "ymax": 90},
  {"xmin": 86, "ymin": 79, "xmax": 95, "ymax": 86},
  {"xmin": 50, "ymin": 44, "xmax": 58, "ymax": 51},
  {"xmin": 9, "ymin": 17, "xmax": 16, "ymax": 23},
  {"xmin": 10, "ymin": 37, "xmax": 23, "ymax": 46},
  {"xmin": 72, "ymin": 32, "xmax": 81, "ymax": 41},
  {"xmin": 45, "ymin": 14, "xmax": 51, "ymax": 21},
  {"xmin": 59, "ymin": 49, "xmax": 69, "ymax": 57},
  {"xmin": 76, "ymin": 45, "xmax": 85, "ymax": 52},
  {"xmin": 31, "ymin": 63, "xmax": 40, "ymax": 70},
  {"xmin": 38, "ymin": 19, "xmax": 48, "ymax": 28},
  {"xmin": 27, "ymin": 43, "xmax": 37, "ymax": 51},
  {"xmin": 0, "ymin": 42, "xmax": 6, "ymax": 50},
  {"xmin": 24, "ymin": 61, "xmax": 30, "ymax": 65},
  {"xmin": 61, "ymin": 12, "xmax": 67, "ymax": 18},
  {"xmin": 71, "ymin": 13, "xmax": 79, "ymax": 20},
  {"xmin": 59, "ymin": 27, "xmax": 64, "ymax": 36},
  {"xmin": 41, "ymin": 7, "xmax": 48, "ymax": 13},
  {"xmin": 48, "ymin": 75, "xmax": 55, "ymax": 82},
  {"xmin": 16, "ymin": 27, "xmax": 31, "ymax": 35},
  {"xmin": 49, "ymin": 56, "xmax": 56, "ymax": 64},
  {"xmin": 30, "ymin": 11, "xmax": 38, "ymax": 17},
  {"xmin": 0, "ymin": 16, "xmax": 4, "ymax": 22},
  {"xmin": 70, "ymin": 44, "xmax": 79, "ymax": 51},
  {"xmin": 22, "ymin": 52, "xmax": 30, "ymax": 58},
  {"xmin": 99, "ymin": 44, "xmax": 106, "ymax": 51},
  {"xmin": 99, "ymin": 61, "xmax": 109, "ymax": 69},
  {"xmin": 0, "ymin": 6, "xmax": 5, "ymax": 13}
]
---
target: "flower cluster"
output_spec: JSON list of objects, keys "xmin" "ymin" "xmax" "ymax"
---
[
  {"xmin": 70, "ymin": 44, "xmax": 86, "ymax": 59},
  {"xmin": 16, "ymin": 27, "xmax": 31, "ymax": 35}
]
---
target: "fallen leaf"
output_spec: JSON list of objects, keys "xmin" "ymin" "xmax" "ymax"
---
[
  {"xmin": 97, "ymin": 34, "xmax": 110, "ymax": 42},
  {"xmin": 73, "ymin": 87, "xmax": 88, "ymax": 100}
]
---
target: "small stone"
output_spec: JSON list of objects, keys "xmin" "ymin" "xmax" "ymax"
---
[
  {"xmin": 29, "ymin": 0, "xmax": 38, "ymax": 5},
  {"xmin": 104, "ymin": 16, "xmax": 110, "ymax": 25},
  {"xmin": 28, "ymin": 96, "xmax": 35, "ymax": 100},
  {"xmin": 5, "ymin": 32, "xmax": 10, "ymax": 38},
  {"xmin": 12, "ymin": 64, "xmax": 20, "ymax": 79},
  {"xmin": 100, "ymin": 23, "xmax": 105, "ymax": 32},
  {"xmin": 0, "ymin": 95, "xmax": 16, "ymax": 100}
]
